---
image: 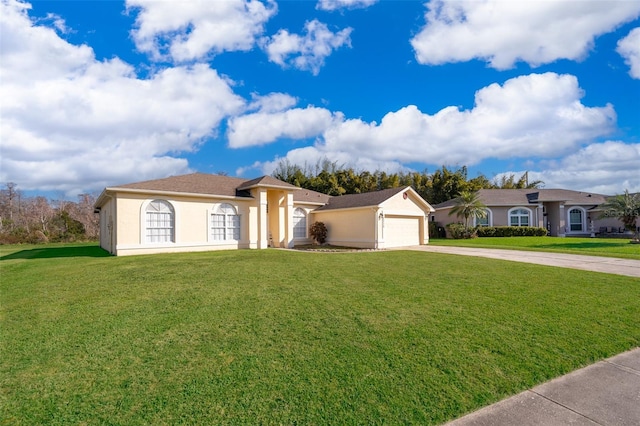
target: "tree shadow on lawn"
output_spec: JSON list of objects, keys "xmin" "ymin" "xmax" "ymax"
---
[{"xmin": 0, "ymin": 245, "xmax": 110, "ymax": 261}]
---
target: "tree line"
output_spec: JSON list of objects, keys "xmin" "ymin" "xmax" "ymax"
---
[
  {"xmin": 271, "ymin": 159, "xmax": 543, "ymax": 204},
  {"xmin": 0, "ymin": 162, "xmax": 543, "ymax": 245},
  {"xmin": 0, "ymin": 183, "xmax": 99, "ymax": 244}
]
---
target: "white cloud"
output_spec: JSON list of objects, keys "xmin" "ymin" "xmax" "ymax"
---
[
  {"xmin": 316, "ymin": 0, "xmax": 378, "ymax": 11},
  {"xmin": 411, "ymin": 0, "xmax": 640, "ymax": 69},
  {"xmin": 262, "ymin": 19, "xmax": 352, "ymax": 75},
  {"xmin": 0, "ymin": 0, "xmax": 94, "ymax": 82},
  {"xmin": 617, "ymin": 27, "xmax": 640, "ymax": 79},
  {"xmin": 502, "ymin": 142, "xmax": 640, "ymax": 194},
  {"xmin": 320, "ymin": 73, "xmax": 615, "ymax": 165},
  {"xmin": 246, "ymin": 92, "xmax": 298, "ymax": 113},
  {"xmin": 240, "ymin": 73, "xmax": 617, "ymax": 181},
  {"xmin": 0, "ymin": 0, "xmax": 245, "ymax": 195},
  {"xmin": 227, "ymin": 107, "xmax": 336, "ymax": 148},
  {"xmin": 38, "ymin": 12, "xmax": 71, "ymax": 34},
  {"xmin": 127, "ymin": 0, "xmax": 276, "ymax": 62}
]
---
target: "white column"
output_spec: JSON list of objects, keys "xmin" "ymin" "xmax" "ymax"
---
[
  {"xmin": 258, "ymin": 189, "xmax": 268, "ymax": 248},
  {"xmin": 423, "ymin": 215, "xmax": 429, "ymax": 244},
  {"xmin": 558, "ymin": 204, "xmax": 566, "ymax": 237},
  {"xmin": 285, "ymin": 192, "xmax": 294, "ymax": 248},
  {"xmin": 537, "ymin": 203, "xmax": 544, "ymax": 228}
]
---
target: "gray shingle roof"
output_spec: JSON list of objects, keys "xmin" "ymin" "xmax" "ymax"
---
[
  {"xmin": 434, "ymin": 188, "xmax": 609, "ymax": 209},
  {"xmin": 236, "ymin": 175, "xmax": 300, "ymax": 191},
  {"xmin": 314, "ymin": 186, "xmax": 407, "ymax": 211},
  {"xmin": 114, "ymin": 173, "xmax": 404, "ymax": 208},
  {"xmin": 294, "ymin": 189, "xmax": 332, "ymax": 204},
  {"xmin": 116, "ymin": 173, "xmax": 250, "ymax": 197},
  {"xmin": 106, "ymin": 173, "xmax": 331, "ymax": 204}
]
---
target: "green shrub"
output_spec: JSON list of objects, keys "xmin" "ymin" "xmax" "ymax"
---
[
  {"xmin": 445, "ymin": 223, "xmax": 477, "ymax": 239},
  {"xmin": 28, "ymin": 230, "xmax": 49, "ymax": 244},
  {"xmin": 309, "ymin": 221, "xmax": 328, "ymax": 244},
  {"xmin": 476, "ymin": 226, "xmax": 548, "ymax": 237}
]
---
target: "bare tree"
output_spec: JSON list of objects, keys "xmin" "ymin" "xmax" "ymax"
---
[
  {"xmin": 73, "ymin": 194, "xmax": 100, "ymax": 239},
  {"xmin": 0, "ymin": 182, "xmax": 20, "ymax": 231},
  {"xmin": 32, "ymin": 196, "xmax": 54, "ymax": 234}
]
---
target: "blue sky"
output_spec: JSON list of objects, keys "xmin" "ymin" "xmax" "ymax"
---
[{"xmin": 1, "ymin": 0, "xmax": 639, "ymax": 198}]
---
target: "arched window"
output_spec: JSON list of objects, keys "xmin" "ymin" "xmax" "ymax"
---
[
  {"xmin": 474, "ymin": 209, "xmax": 492, "ymax": 227},
  {"xmin": 145, "ymin": 200, "xmax": 174, "ymax": 243},
  {"xmin": 509, "ymin": 208, "xmax": 531, "ymax": 227},
  {"xmin": 211, "ymin": 203, "xmax": 240, "ymax": 241},
  {"xmin": 568, "ymin": 207, "xmax": 585, "ymax": 232},
  {"xmin": 293, "ymin": 208, "xmax": 307, "ymax": 238}
]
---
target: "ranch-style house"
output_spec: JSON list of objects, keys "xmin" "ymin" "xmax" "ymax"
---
[
  {"xmin": 431, "ymin": 188, "xmax": 639, "ymax": 237},
  {"xmin": 94, "ymin": 173, "xmax": 435, "ymax": 256}
]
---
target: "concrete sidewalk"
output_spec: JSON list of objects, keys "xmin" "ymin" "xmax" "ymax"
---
[
  {"xmin": 401, "ymin": 245, "xmax": 640, "ymax": 278},
  {"xmin": 444, "ymin": 348, "xmax": 640, "ymax": 426}
]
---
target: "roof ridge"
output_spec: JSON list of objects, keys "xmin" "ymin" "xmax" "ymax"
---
[{"xmin": 236, "ymin": 175, "xmax": 300, "ymax": 190}]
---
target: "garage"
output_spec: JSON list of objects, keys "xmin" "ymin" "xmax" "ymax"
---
[
  {"xmin": 310, "ymin": 186, "xmax": 434, "ymax": 249},
  {"xmin": 383, "ymin": 215, "xmax": 421, "ymax": 248}
]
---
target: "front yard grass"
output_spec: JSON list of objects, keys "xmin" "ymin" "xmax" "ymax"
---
[
  {"xmin": 1, "ymin": 243, "xmax": 639, "ymax": 424},
  {"xmin": 431, "ymin": 236, "xmax": 640, "ymax": 260}
]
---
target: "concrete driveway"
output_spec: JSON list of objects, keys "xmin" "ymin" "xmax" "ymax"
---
[{"xmin": 398, "ymin": 245, "xmax": 640, "ymax": 278}]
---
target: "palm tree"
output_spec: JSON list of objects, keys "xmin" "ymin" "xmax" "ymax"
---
[
  {"xmin": 448, "ymin": 190, "xmax": 488, "ymax": 231},
  {"xmin": 599, "ymin": 190, "xmax": 640, "ymax": 242}
]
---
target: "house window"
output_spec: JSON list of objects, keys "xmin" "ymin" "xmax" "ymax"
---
[
  {"xmin": 293, "ymin": 208, "xmax": 307, "ymax": 238},
  {"xmin": 146, "ymin": 200, "xmax": 174, "ymax": 243},
  {"xmin": 569, "ymin": 208, "xmax": 584, "ymax": 232},
  {"xmin": 509, "ymin": 208, "xmax": 530, "ymax": 227},
  {"xmin": 474, "ymin": 209, "xmax": 492, "ymax": 227},
  {"xmin": 211, "ymin": 203, "xmax": 240, "ymax": 241}
]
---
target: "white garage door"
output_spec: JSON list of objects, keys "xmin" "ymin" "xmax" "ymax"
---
[{"xmin": 384, "ymin": 216, "xmax": 420, "ymax": 248}]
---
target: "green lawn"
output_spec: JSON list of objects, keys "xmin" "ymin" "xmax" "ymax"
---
[
  {"xmin": 1, "ymin": 243, "xmax": 639, "ymax": 425},
  {"xmin": 431, "ymin": 236, "xmax": 640, "ymax": 260}
]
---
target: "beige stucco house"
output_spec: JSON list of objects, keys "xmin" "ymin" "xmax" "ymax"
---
[
  {"xmin": 432, "ymin": 188, "xmax": 638, "ymax": 237},
  {"xmin": 94, "ymin": 173, "xmax": 435, "ymax": 256}
]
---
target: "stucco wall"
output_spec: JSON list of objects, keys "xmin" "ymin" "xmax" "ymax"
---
[
  {"xmin": 382, "ymin": 193, "xmax": 422, "ymax": 213},
  {"xmin": 430, "ymin": 208, "xmax": 453, "ymax": 226},
  {"xmin": 98, "ymin": 196, "xmax": 116, "ymax": 254},
  {"xmin": 115, "ymin": 194, "xmax": 143, "ymax": 247},
  {"xmin": 488, "ymin": 207, "xmax": 512, "ymax": 227},
  {"xmin": 312, "ymin": 208, "xmax": 377, "ymax": 248},
  {"xmin": 113, "ymin": 192, "xmax": 255, "ymax": 256}
]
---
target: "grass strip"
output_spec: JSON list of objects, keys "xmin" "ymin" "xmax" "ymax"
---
[{"xmin": 430, "ymin": 236, "xmax": 640, "ymax": 259}]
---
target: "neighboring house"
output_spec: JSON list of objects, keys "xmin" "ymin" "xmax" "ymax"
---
[
  {"xmin": 431, "ymin": 188, "xmax": 631, "ymax": 237},
  {"xmin": 94, "ymin": 173, "xmax": 435, "ymax": 256}
]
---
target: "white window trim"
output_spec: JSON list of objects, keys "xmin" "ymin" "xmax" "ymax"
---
[
  {"xmin": 473, "ymin": 208, "xmax": 493, "ymax": 227},
  {"xmin": 508, "ymin": 207, "xmax": 532, "ymax": 227},
  {"xmin": 140, "ymin": 199, "xmax": 178, "ymax": 244},
  {"xmin": 208, "ymin": 202, "xmax": 241, "ymax": 243},
  {"xmin": 567, "ymin": 206, "xmax": 587, "ymax": 233},
  {"xmin": 293, "ymin": 207, "xmax": 308, "ymax": 239}
]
